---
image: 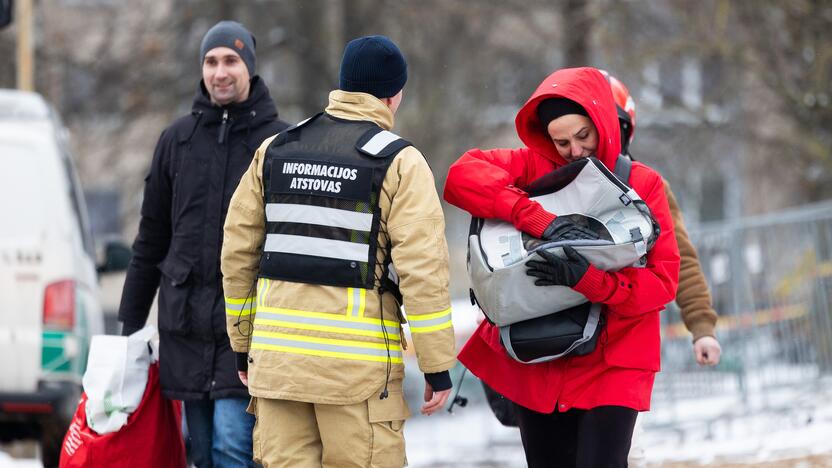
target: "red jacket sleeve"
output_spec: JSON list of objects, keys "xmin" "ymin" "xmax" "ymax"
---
[
  {"xmin": 443, "ymin": 147, "xmax": 555, "ymax": 237},
  {"xmin": 572, "ymin": 166, "xmax": 680, "ymax": 316}
]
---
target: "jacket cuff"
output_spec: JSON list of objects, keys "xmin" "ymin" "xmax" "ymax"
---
[
  {"xmin": 120, "ymin": 322, "xmax": 144, "ymax": 337},
  {"xmin": 235, "ymin": 352, "xmax": 249, "ymax": 373},
  {"xmin": 689, "ymin": 319, "xmax": 717, "ymax": 343},
  {"xmin": 572, "ymin": 265, "xmax": 615, "ymax": 303},
  {"xmin": 424, "ymin": 371, "xmax": 452, "ymax": 391},
  {"xmin": 493, "ymin": 185, "xmax": 529, "ymax": 223},
  {"xmin": 511, "ymin": 198, "xmax": 556, "ymax": 238}
]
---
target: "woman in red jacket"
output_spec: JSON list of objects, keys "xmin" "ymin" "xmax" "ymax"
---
[{"xmin": 444, "ymin": 67, "xmax": 680, "ymax": 467}]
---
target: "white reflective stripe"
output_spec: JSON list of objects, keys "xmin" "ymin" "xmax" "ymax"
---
[
  {"xmin": 264, "ymin": 234, "xmax": 368, "ymax": 262},
  {"xmin": 224, "ymin": 296, "xmax": 257, "ymax": 316},
  {"xmin": 254, "ymin": 310, "xmax": 399, "ymax": 341},
  {"xmin": 266, "ymin": 203, "xmax": 372, "ymax": 231},
  {"xmin": 251, "ymin": 331, "xmax": 403, "ymax": 363},
  {"xmin": 408, "ymin": 308, "xmax": 453, "ymax": 333},
  {"xmin": 361, "ymin": 130, "xmax": 400, "ymax": 155},
  {"xmin": 348, "ymin": 287, "xmax": 365, "ymax": 317}
]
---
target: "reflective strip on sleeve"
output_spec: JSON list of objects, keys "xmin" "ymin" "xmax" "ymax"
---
[
  {"xmin": 251, "ymin": 330, "xmax": 403, "ymax": 364},
  {"xmin": 254, "ymin": 307, "xmax": 399, "ymax": 341},
  {"xmin": 407, "ymin": 308, "xmax": 453, "ymax": 333},
  {"xmin": 225, "ymin": 296, "xmax": 257, "ymax": 317},
  {"xmin": 264, "ymin": 234, "xmax": 369, "ymax": 262},
  {"xmin": 266, "ymin": 203, "xmax": 373, "ymax": 231}
]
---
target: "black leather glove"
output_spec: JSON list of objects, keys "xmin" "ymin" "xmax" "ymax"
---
[
  {"xmin": 526, "ymin": 246, "xmax": 590, "ymax": 287},
  {"xmin": 542, "ymin": 216, "xmax": 600, "ymax": 241}
]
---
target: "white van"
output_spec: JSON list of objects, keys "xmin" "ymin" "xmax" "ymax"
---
[{"xmin": 0, "ymin": 90, "xmax": 128, "ymax": 465}]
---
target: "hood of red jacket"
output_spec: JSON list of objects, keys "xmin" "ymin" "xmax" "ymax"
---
[{"xmin": 514, "ymin": 67, "xmax": 622, "ymax": 170}]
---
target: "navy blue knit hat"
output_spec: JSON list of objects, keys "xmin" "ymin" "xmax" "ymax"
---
[
  {"xmin": 339, "ymin": 35, "xmax": 407, "ymax": 99},
  {"xmin": 200, "ymin": 21, "xmax": 257, "ymax": 76}
]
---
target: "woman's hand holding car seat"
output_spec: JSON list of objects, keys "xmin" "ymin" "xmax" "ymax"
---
[{"xmin": 526, "ymin": 246, "xmax": 590, "ymax": 287}]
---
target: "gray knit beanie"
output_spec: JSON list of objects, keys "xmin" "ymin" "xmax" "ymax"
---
[{"xmin": 200, "ymin": 21, "xmax": 256, "ymax": 76}]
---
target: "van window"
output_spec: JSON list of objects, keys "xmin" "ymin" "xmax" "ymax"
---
[{"xmin": 61, "ymin": 149, "xmax": 96, "ymax": 257}]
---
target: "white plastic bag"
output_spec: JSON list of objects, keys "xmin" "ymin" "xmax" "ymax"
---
[{"xmin": 82, "ymin": 325, "xmax": 159, "ymax": 434}]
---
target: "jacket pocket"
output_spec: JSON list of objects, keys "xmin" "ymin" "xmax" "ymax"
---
[
  {"xmin": 157, "ymin": 255, "xmax": 193, "ymax": 334},
  {"xmin": 602, "ymin": 311, "xmax": 661, "ymax": 372}
]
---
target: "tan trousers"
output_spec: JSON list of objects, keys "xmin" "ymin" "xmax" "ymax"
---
[{"xmin": 249, "ymin": 386, "xmax": 410, "ymax": 468}]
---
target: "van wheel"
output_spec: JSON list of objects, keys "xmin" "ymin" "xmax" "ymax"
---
[{"xmin": 39, "ymin": 414, "xmax": 69, "ymax": 468}]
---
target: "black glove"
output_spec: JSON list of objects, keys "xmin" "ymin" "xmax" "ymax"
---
[
  {"xmin": 542, "ymin": 216, "xmax": 600, "ymax": 241},
  {"xmin": 424, "ymin": 371, "xmax": 452, "ymax": 391},
  {"xmin": 235, "ymin": 352, "xmax": 249, "ymax": 373},
  {"xmin": 526, "ymin": 246, "xmax": 590, "ymax": 287}
]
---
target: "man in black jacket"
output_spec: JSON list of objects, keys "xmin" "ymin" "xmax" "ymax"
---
[{"xmin": 118, "ymin": 20, "xmax": 288, "ymax": 467}]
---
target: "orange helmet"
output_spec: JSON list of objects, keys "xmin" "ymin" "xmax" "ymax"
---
[{"xmin": 599, "ymin": 70, "xmax": 636, "ymax": 155}]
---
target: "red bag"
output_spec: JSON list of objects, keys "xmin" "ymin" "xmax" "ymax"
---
[{"xmin": 60, "ymin": 363, "xmax": 186, "ymax": 468}]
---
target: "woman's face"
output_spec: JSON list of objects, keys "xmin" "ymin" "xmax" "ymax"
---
[{"xmin": 546, "ymin": 114, "xmax": 598, "ymax": 162}]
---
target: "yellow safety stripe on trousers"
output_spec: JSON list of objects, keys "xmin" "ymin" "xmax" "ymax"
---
[
  {"xmin": 254, "ymin": 309, "xmax": 400, "ymax": 341},
  {"xmin": 346, "ymin": 287, "xmax": 367, "ymax": 318},
  {"xmin": 407, "ymin": 308, "xmax": 453, "ymax": 333},
  {"xmin": 224, "ymin": 296, "xmax": 257, "ymax": 317},
  {"xmin": 251, "ymin": 330, "xmax": 403, "ymax": 364}
]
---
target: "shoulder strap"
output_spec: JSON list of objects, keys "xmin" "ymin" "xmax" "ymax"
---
[
  {"xmin": 613, "ymin": 154, "xmax": 632, "ymax": 184},
  {"xmin": 356, "ymin": 127, "xmax": 412, "ymax": 159}
]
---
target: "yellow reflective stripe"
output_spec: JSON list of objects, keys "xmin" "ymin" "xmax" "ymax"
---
[
  {"xmin": 257, "ymin": 305, "xmax": 400, "ymax": 328},
  {"xmin": 409, "ymin": 321, "xmax": 453, "ymax": 333},
  {"xmin": 254, "ymin": 330, "xmax": 400, "ymax": 351},
  {"xmin": 254, "ymin": 317, "xmax": 400, "ymax": 341},
  {"xmin": 224, "ymin": 296, "xmax": 256, "ymax": 317},
  {"xmin": 408, "ymin": 308, "xmax": 453, "ymax": 334},
  {"xmin": 250, "ymin": 342, "xmax": 404, "ymax": 364},
  {"xmin": 407, "ymin": 308, "xmax": 452, "ymax": 322},
  {"xmin": 257, "ymin": 278, "xmax": 271, "ymax": 306},
  {"xmin": 250, "ymin": 330, "xmax": 403, "ymax": 364},
  {"xmin": 346, "ymin": 287, "xmax": 368, "ymax": 318},
  {"xmin": 225, "ymin": 296, "xmax": 257, "ymax": 305}
]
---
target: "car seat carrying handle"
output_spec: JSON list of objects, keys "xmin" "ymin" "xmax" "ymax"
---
[{"xmin": 499, "ymin": 303, "xmax": 603, "ymax": 364}]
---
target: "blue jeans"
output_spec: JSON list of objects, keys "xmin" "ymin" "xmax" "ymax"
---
[{"xmin": 184, "ymin": 398, "xmax": 256, "ymax": 468}]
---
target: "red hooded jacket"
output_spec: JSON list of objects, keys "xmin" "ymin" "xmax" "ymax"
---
[{"xmin": 444, "ymin": 67, "xmax": 680, "ymax": 413}]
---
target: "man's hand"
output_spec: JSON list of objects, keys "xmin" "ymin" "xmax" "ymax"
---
[
  {"xmin": 421, "ymin": 381, "xmax": 451, "ymax": 416},
  {"xmin": 693, "ymin": 336, "xmax": 722, "ymax": 366},
  {"xmin": 238, "ymin": 371, "xmax": 249, "ymax": 386}
]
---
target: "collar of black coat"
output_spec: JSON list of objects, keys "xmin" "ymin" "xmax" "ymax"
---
[{"xmin": 192, "ymin": 76, "xmax": 279, "ymax": 127}]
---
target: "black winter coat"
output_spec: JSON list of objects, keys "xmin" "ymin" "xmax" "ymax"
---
[{"xmin": 118, "ymin": 77, "xmax": 289, "ymax": 400}]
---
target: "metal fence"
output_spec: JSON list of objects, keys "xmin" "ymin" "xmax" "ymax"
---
[{"xmin": 649, "ymin": 199, "xmax": 832, "ymax": 433}]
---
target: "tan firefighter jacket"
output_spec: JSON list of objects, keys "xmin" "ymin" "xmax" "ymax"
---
[{"xmin": 221, "ymin": 90, "xmax": 456, "ymax": 406}]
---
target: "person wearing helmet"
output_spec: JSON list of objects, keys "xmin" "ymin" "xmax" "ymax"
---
[
  {"xmin": 604, "ymin": 71, "xmax": 722, "ymax": 367},
  {"xmin": 445, "ymin": 67, "xmax": 680, "ymax": 468}
]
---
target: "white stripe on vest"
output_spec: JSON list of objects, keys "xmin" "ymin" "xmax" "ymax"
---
[
  {"xmin": 264, "ymin": 234, "xmax": 369, "ymax": 262},
  {"xmin": 266, "ymin": 203, "xmax": 373, "ymax": 231},
  {"xmin": 360, "ymin": 130, "xmax": 401, "ymax": 156}
]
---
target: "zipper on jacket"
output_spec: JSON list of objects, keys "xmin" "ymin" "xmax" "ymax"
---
[{"xmin": 218, "ymin": 109, "xmax": 229, "ymax": 144}]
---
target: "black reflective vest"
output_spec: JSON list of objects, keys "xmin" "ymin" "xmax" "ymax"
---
[{"xmin": 259, "ymin": 113, "xmax": 410, "ymax": 290}]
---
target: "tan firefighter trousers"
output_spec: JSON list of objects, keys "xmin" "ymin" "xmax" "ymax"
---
[{"xmin": 248, "ymin": 386, "xmax": 410, "ymax": 467}]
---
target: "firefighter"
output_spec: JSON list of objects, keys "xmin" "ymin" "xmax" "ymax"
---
[{"xmin": 221, "ymin": 35, "xmax": 456, "ymax": 467}]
